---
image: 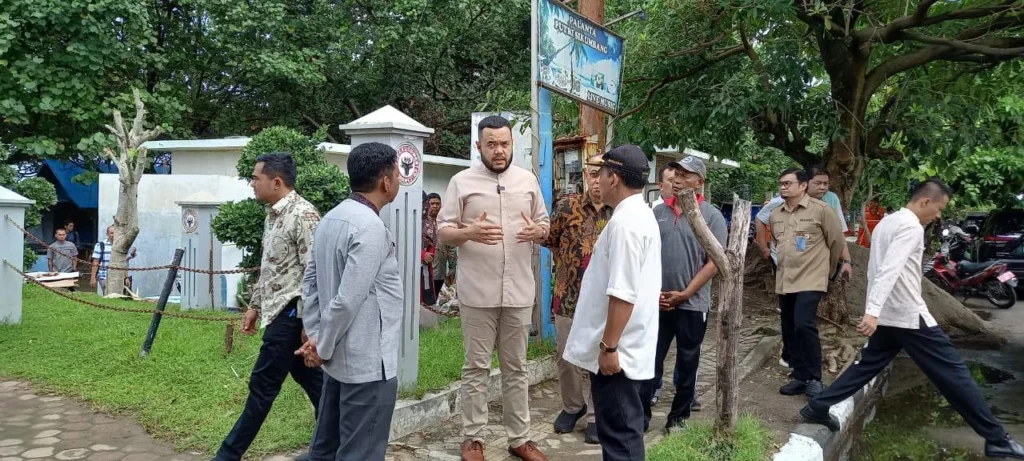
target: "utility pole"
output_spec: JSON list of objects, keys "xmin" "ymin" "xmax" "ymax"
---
[{"xmin": 577, "ymin": 0, "xmax": 607, "ymax": 156}]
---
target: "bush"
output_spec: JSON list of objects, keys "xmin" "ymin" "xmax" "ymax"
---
[
  {"xmin": 1, "ymin": 153, "xmax": 58, "ymax": 268},
  {"xmin": 211, "ymin": 126, "xmax": 349, "ymax": 276}
]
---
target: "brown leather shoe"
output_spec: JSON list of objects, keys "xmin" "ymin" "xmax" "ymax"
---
[
  {"xmin": 508, "ymin": 441, "xmax": 548, "ymax": 461},
  {"xmin": 461, "ymin": 440, "xmax": 485, "ymax": 461}
]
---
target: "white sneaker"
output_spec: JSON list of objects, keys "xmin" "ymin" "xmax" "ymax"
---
[{"xmin": 779, "ymin": 358, "xmax": 790, "ymax": 368}]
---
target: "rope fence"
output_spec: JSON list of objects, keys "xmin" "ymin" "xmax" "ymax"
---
[
  {"xmin": 4, "ymin": 259, "xmax": 243, "ymax": 323},
  {"xmin": 5, "ymin": 214, "xmax": 259, "ymax": 275}
]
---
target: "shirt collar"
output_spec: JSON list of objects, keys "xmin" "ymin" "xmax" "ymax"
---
[
  {"xmin": 270, "ymin": 190, "xmax": 298, "ymax": 216},
  {"xmin": 582, "ymin": 193, "xmax": 609, "ymax": 212},
  {"xmin": 662, "ymin": 193, "xmax": 704, "ymax": 217},
  {"xmin": 783, "ymin": 194, "xmax": 810, "ymax": 212},
  {"xmin": 614, "ymin": 193, "xmax": 645, "ymax": 213},
  {"xmin": 352, "ymin": 193, "xmax": 380, "ymax": 215}
]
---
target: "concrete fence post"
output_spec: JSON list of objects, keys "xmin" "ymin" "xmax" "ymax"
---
[{"xmin": 1, "ymin": 186, "xmax": 36, "ymax": 325}]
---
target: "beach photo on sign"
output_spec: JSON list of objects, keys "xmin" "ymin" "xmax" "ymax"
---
[{"xmin": 538, "ymin": 0, "xmax": 623, "ymax": 113}]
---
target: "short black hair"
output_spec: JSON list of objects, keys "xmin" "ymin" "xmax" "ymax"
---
[
  {"xmin": 255, "ymin": 152, "xmax": 297, "ymax": 188},
  {"xmin": 425, "ymin": 192, "xmax": 441, "ymax": 202},
  {"xmin": 806, "ymin": 164, "xmax": 830, "ymax": 179},
  {"xmin": 477, "ymin": 115, "xmax": 512, "ymax": 139},
  {"xmin": 911, "ymin": 177, "xmax": 954, "ymax": 202},
  {"xmin": 659, "ymin": 165, "xmax": 674, "ymax": 182},
  {"xmin": 349, "ymin": 142, "xmax": 398, "ymax": 193},
  {"xmin": 779, "ymin": 167, "xmax": 809, "ymax": 183}
]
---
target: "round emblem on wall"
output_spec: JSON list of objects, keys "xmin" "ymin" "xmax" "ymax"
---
[
  {"xmin": 396, "ymin": 143, "xmax": 422, "ymax": 187},
  {"xmin": 183, "ymin": 209, "xmax": 199, "ymax": 234}
]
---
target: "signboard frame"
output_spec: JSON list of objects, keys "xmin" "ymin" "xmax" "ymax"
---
[{"xmin": 538, "ymin": 0, "xmax": 625, "ymax": 115}]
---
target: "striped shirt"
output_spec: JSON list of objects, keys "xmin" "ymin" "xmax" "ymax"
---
[{"xmin": 91, "ymin": 240, "xmax": 112, "ymax": 281}]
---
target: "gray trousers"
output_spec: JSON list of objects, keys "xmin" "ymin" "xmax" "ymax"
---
[{"xmin": 308, "ymin": 374, "xmax": 398, "ymax": 461}]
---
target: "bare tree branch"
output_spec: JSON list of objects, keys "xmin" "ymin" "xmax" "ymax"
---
[
  {"xmin": 901, "ymin": 31, "xmax": 1024, "ymax": 56},
  {"xmin": 668, "ymin": 28, "xmax": 738, "ymax": 57},
  {"xmin": 854, "ymin": 0, "xmax": 1021, "ymax": 43}
]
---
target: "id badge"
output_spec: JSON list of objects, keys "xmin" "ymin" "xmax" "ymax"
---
[{"xmin": 795, "ymin": 235, "xmax": 807, "ymax": 252}]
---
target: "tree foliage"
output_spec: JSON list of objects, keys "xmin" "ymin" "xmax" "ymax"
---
[
  {"xmin": 611, "ymin": 0, "xmax": 1024, "ymax": 209},
  {"xmin": 211, "ymin": 127, "xmax": 349, "ymax": 271},
  {"xmin": 0, "ymin": 150, "xmax": 57, "ymax": 268}
]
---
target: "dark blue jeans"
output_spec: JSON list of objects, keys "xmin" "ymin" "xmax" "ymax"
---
[{"xmin": 214, "ymin": 305, "xmax": 323, "ymax": 461}]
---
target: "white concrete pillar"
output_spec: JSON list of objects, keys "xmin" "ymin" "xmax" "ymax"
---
[
  {"xmin": 340, "ymin": 105, "xmax": 435, "ymax": 394},
  {"xmin": 177, "ymin": 193, "xmax": 225, "ymax": 310},
  {"xmin": 1, "ymin": 187, "xmax": 35, "ymax": 324}
]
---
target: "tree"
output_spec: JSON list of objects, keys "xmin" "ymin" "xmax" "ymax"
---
[
  {"xmin": 211, "ymin": 127, "xmax": 349, "ymax": 281},
  {"xmin": 102, "ymin": 89, "xmax": 163, "ymax": 297},
  {"xmin": 612, "ymin": 0, "xmax": 1024, "ymax": 210}
]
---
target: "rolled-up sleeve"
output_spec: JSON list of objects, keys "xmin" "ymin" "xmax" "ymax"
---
[
  {"xmin": 605, "ymin": 224, "xmax": 646, "ymax": 305},
  {"xmin": 437, "ymin": 178, "xmax": 462, "ymax": 231}
]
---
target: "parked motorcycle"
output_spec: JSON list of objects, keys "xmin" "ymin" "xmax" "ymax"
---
[{"xmin": 924, "ymin": 225, "xmax": 1019, "ymax": 308}]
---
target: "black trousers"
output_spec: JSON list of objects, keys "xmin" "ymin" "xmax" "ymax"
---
[
  {"xmin": 640, "ymin": 309, "xmax": 707, "ymax": 427},
  {"xmin": 592, "ymin": 371, "xmax": 646, "ymax": 461},
  {"xmin": 779, "ymin": 291, "xmax": 824, "ymax": 382},
  {"xmin": 214, "ymin": 305, "xmax": 324, "ymax": 461},
  {"xmin": 811, "ymin": 317, "xmax": 1006, "ymax": 443},
  {"xmin": 309, "ymin": 373, "xmax": 398, "ymax": 461}
]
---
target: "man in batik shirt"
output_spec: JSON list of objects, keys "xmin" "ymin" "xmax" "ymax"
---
[{"xmin": 542, "ymin": 154, "xmax": 612, "ymax": 444}]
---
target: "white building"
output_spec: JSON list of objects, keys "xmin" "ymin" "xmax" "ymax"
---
[{"xmin": 96, "ymin": 136, "xmax": 470, "ymax": 301}]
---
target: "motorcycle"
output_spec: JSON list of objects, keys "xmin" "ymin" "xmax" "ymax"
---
[{"xmin": 924, "ymin": 225, "xmax": 1018, "ymax": 309}]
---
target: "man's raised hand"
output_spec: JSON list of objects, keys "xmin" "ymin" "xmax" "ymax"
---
[
  {"xmin": 516, "ymin": 211, "xmax": 546, "ymax": 243},
  {"xmin": 465, "ymin": 211, "xmax": 503, "ymax": 245}
]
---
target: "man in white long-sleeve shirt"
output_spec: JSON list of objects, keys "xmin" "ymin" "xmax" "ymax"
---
[{"xmin": 799, "ymin": 178, "xmax": 1024, "ymax": 459}]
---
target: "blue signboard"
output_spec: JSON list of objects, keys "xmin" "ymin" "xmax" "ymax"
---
[{"xmin": 539, "ymin": 0, "xmax": 625, "ymax": 115}]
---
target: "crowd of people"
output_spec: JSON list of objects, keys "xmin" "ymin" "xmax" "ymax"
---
[{"xmin": 209, "ymin": 114, "xmax": 1024, "ymax": 461}]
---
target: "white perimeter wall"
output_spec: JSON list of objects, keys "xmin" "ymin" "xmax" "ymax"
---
[{"xmin": 98, "ymin": 174, "xmax": 253, "ymax": 300}]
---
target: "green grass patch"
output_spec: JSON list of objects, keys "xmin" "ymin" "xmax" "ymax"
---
[
  {"xmin": 405, "ymin": 317, "xmax": 555, "ymax": 399},
  {"xmin": 0, "ymin": 286, "xmax": 311, "ymax": 457},
  {"xmin": 647, "ymin": 415, "xmax": 771, "ymax": 461},
  {"xmin": 0, "ymin": 287, "xmax": 555, "ymax": 455},
  {"xmin": 855, "ymin": 421, "xmax": 981, "ymax": 461}
]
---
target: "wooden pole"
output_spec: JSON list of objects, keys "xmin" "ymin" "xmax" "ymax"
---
[
  {"xmin": 678, "ymin": 189, "xmax": 751, "ymax": 434},
  {"xmin": 577, "ymin": 0, "xmax": 607, "ymax": 155}
]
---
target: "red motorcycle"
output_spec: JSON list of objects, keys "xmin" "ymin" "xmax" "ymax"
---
[{"xmin": 925, "ymin": 226, "xmax": 1018, "ymax": 308}]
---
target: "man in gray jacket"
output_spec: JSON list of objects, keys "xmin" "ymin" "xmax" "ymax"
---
[{"xmin": 298, "ymin": 142, "xmax": 403, "ymax": 461}]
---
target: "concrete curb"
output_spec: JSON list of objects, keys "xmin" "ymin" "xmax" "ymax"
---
[
  {"xmin": 644, "ymin": 334, "xmax": 782, "ymax": 446},
  {"xmin": 388, "ymin": 355, "xmax": 558, "ymax": 441},
  {"xmin": 772, "ymin": 365, "xmax": 892, "ymax": 461}
]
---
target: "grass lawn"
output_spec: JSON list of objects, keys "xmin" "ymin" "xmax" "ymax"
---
[
  {"xmin": 0, "ymin": 286, "xmax": 553, "ymax": 456},
  {"xmin": 647, "ymin": 415, "xmax": 771, "ymax": 461}
]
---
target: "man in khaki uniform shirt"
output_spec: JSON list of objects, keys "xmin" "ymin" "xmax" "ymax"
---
[
  {"xmin": 768, "ymin": 167, "xmax": 846, "ymax": 398},
  {"xmin": 438, "ymin": 115, "xmax": 550, "ymax": 461}
]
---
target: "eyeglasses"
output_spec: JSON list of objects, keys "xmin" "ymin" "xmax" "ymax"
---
[{"xmin": 778, "ymin": 181, "xmax": 799, "ymax": 188}]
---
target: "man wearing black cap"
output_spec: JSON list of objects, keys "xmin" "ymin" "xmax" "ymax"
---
[
  {"xmin": 563, "ymin": 145, "xmax": 662, "ymax": 461},
  {"xmin": 642, "ymin": 156, "xmax": 726, "ymax": 434}
]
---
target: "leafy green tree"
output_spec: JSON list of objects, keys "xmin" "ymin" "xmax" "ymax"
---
[
  {"xmin": 211, "ymin": 127, "xmax": 349, "ymax": 273},
  {"xmin": 611, "ymin": 0, "xmax": 1024, "ymax": 209}
]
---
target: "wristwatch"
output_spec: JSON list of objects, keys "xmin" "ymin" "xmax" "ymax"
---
[{"xmin": 599, "ymin": 341, "xmax": 617, "ymax": 353}]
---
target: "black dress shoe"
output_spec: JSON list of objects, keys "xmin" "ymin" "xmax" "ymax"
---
[
  {"xmin": 690, "ymin": 399, "xmax": 702, "ymax": 412},
  {"xmin": 986, "ymin": 435, "xmax": 1024, "ymax": 459},
  {"xmin": 294, "ymin": 452, "xmax": 310, "ymax": 461},
  {"xmin": 805, "ymin": 380, "xmax": 823, "ymax": 397},
  {"xmin": 800, "ymin": 403, "xmax": 840, "ymax": 432},
  {"xmin": 553, "ymin": 404, "xmax": 587, "ymax": 433},
  {"xmin": 780, "ymin": 379, "xmax": 807, "ymax": 395},
  {"xmin": 664, "ymin": 420, "xmax": 687, "ymax": 435},
  {"xmin": 584, "ymin": 423, "xmax": 599, "ymax": 444}
]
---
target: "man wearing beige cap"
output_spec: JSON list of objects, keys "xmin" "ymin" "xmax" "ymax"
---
[{"xmin": 437, "ymin": 115, "xmax": 550, "ymax": 461}]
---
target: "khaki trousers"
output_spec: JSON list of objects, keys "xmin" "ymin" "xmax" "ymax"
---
[
  {"xmin": 555, "ymin": 315, "xmax": 595, "ymax": 423},
  {"xmin": 461, "ymin": 305, "xmax": 532, "ymax": 448}
]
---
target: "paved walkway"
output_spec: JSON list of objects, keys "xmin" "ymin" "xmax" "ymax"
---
[
  {"xmin": 385, "ymin": 325, "xmax": 768, "ymax": 460},
  {"xmin": 0, "ymin": 380, "xmax": 201, "ymax": 461}
]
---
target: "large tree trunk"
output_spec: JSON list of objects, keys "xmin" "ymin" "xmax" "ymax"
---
[{"xmin": 103, "ymin": 89, "xmax": 162, "ymax": 296}]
